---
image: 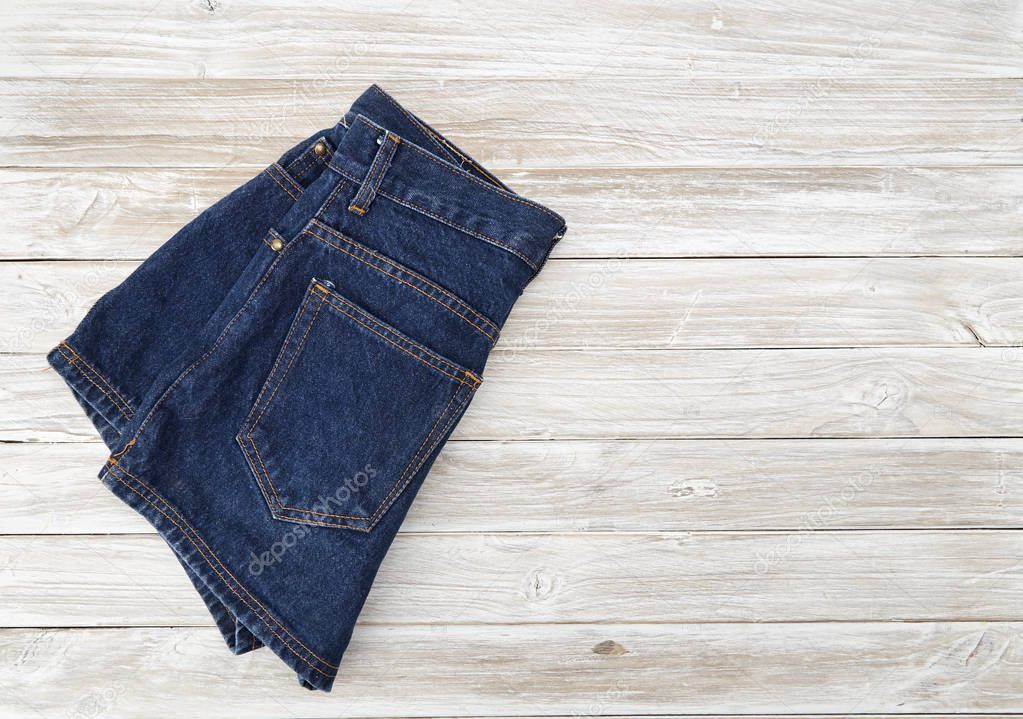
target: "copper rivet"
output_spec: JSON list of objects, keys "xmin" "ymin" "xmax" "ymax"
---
[
  {"xmin": 269, "ymin": 237, "xmax": 284, "ymax": 251},
  {"xmin": 313, "ymin": 142, "xmax": 326, "ymax": 155}
]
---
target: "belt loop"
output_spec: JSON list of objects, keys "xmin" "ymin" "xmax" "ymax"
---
[{"xmin": 349, "ymin": 130, "xmax": 400, "ymax": 216}]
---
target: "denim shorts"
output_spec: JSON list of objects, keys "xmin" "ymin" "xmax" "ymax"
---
[{"xmin": 47, "ymin": 85, "xmax": 566, "ymax": 691}]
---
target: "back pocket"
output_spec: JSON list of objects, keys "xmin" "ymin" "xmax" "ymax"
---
[{"xmin": 238, "ymin": 279, "xmax": 481, "ymax": 531}]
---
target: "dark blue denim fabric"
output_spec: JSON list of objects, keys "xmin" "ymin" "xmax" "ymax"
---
[{"xmin": 47, "ymin": 85, "xmax": 565, "ymax": 691}]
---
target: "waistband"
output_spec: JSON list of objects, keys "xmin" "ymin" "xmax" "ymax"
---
[{"xmin": 327, "ymin": 85, "xmax": 566, "ymax": 274}]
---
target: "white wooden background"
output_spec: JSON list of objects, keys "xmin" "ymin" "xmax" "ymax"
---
[{"xmin": 1, "ymin": 0, "xmax": 1022, "ymax": 716}]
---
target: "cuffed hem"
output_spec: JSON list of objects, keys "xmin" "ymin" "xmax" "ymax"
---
[
  {"xmin": 101, "ymin": 459, "xmax": 340, "ymax": 691},
  {"xmin": 47, "ymin": 340, "xmax": 136, "ymax": 449}
]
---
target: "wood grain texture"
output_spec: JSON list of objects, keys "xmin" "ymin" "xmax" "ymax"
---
[
  {"xmin": 4, "ymin": 257, "xmax": 1022, "ymax": 353},
  {"xmin": 3, "ymin": 0, "xmax": 1022, "ymax": 714},
  {"xmin": 4, "ymin": 348, "xmax": 1021, "ymax": 442},
  {"xmin": 2, "ymin": 0, "xmax": 1020, "ymax": 80},
  {"xmin": 3, "ymin": 439, "xmax": 1019, "ymax": 534},
  {"xmin": 9, "ymin": 166, "xmax": 1023, "ymax": 260},
  {"xmin": 2, "ymin": 531, "xmax": 1022, "ymax": 626},
  {"xmin": 1, "ymin": 624, "xmax": 1020, "ymax": 716},
  {"xmin": 3, "ymin": 78, "xmax": 1021, "ymax": 168}
]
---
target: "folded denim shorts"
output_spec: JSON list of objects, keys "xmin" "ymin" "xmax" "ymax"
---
[{"xmin": 48, "ymin": 85, "xmax": 566, "ymax": 691}]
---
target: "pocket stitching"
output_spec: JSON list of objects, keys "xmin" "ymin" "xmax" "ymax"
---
[
  {"xmin": 240, "ymin": 284, "xmax": 479, "ymax": 530},
  {"xmin": 317, "ymin": 289, "xmax": 479, "ymax": 388},
  {"xmin": 264, "ymin": 164, "xmax": 301, "ymax": 200},
  {"xmin": 244, "ymin": 289, "xmax": 328, "ymax": 512},
  {"xmin": 366, "ymin": 386, "xmax": 473, "ymax": 527},
  {"xmin": 268, "ymin": 384, "xmax": 463, "ymax": 523},
  {"xmin": 240, "ymin": 283, "xmax": 320, "ymax": 431},
  {"xmin": 305, "ymin": 219, "xmax": 499, "ymax": 342},
  {"xmin": 286, "ymin": 143, "xmax": 330, "ymax": 181}
]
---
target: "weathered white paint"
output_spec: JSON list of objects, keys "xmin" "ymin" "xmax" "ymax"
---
[
  {"xmin": 3, "ymin": 349, "xmax": 1020, "ymax": 442},
  {"xmin": 2, "ymin": 531, "xmax": 1022, "ymax": 626},
  {"xmin": 3, "ymin": 0, "xmax": 1020, "ymax": 79},
  {"xmin": 2, "ymin": 79, "xmax": 1020, "ymax": 168},
  {"xmin": 1, "ymin": 624, "xmax": 1020, "ymax": 716},
  {"xmin": 3, "ymin": 258, "xmax": 1021, "ymax": 353},
  {"xmin": 2, "ymin": 439, "xmax": 1020, "ymax": 534},
  {"xmin": 2, "ymin": 0, "xmax": 1022, "ymax": 714},
  {"xmin": 7, "ymin": 167, "xmax": 1023, "ymax": 260}
]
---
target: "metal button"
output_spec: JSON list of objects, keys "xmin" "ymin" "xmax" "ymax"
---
[
  {"xmin": 313, "ymin": 142, "xmax": 326, "ymax": 156},
  {"xmin": 269, "ymin": 237, "xmax": 284, "ymax": 251}
]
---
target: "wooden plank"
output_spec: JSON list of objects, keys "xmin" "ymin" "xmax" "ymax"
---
[
  {"xmin": 3, "ymin": 439, "xmax": 1020, "ymax": 534},
  {"xmin": 2, "ymin": 0, "xmax": 1019, "ymax": 80},
  {"xmin": 3, "ymin": 348, "xmax": 1021, "ymax": 442},
  {"xmin": 0, "ymin": 623, "xmax": 1019, "ymax": 715},
  {"xmin": 8, "ymin": 166, "xmax": 1023, "ymax": 261},
  {"xmin": 504, "ymin": 257, "xmax": 1023, "ymax": 349},
  {"xmin": 3, "ymin": 531, "xmax": 1022, "ymax": 626},
  {"xmin": 2, "ymin": 78, "xmax": 1020, "ymax": 168},
  {"xmin": 464, "ymin": 347, "xmax": 1023, "ymax": 440},
  {"xmin": 5, "ymin": 257, "xmax": 1022, "ymax": 353},
  {"xmin": 4, "ymin": 2, "xmax": 1020, "ymax": 717}
]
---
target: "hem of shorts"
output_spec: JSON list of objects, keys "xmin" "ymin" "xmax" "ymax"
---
[
  {"xmin": 99, "ymin": 460, "xmax": 339, "ymax": 691},
  {"xmin": 179, "ymin": 556, "xmax": 264, "ymax": 655},
  {"xmin": 46, "ymin": 342, "xmax": 131, "ymax": 450}
]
